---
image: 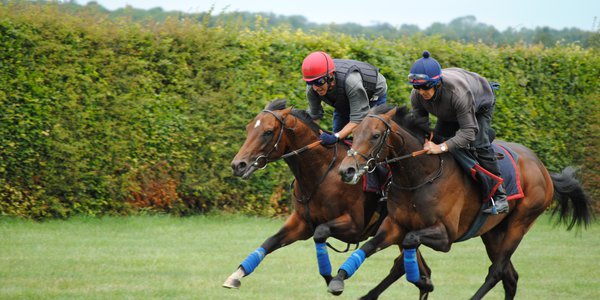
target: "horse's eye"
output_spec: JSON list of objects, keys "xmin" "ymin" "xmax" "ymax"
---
[
  {"xmin": 372, "ymin": 133, "xmax": 381, "ymax": 140},
  {"xmin": 263, "ymin": 130, "xmax": 273, "ymax": 137}
]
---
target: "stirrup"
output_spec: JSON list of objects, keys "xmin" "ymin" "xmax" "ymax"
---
[{"xmin": 483, "ymin": 198, "xmax": 508, "ymax": 215}]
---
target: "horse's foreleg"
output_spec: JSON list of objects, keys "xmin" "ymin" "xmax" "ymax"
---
[
  {"xmin": 328, "ymin": 217, "xmax": 402, "ymax": 296},
  {"xmin": 223, "ymin": 212, "xmax": 310, "ymax": 289},
  {"xmin": 313, "ymin": 214, "xmax": 356, "ymax": 285},
  {"xmin": 359, "ymin": 248, "xmax": 433, "ymax": 300},
  {"xmin": 401, "ymin": 222, "xmax": 450, "ymax": 251}
]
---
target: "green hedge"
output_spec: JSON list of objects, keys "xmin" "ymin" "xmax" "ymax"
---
[{"xmin": 1, "ymin": 3, "xmax": 598, "ymax": 218}]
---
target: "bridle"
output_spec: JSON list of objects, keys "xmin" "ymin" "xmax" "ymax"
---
[
  {"xmin": 346, "ymin": 114, "xmax": 397, "ymax": 174},
  {"xmin": 249, "ymin": 109, "xmax": 338, "ymax": 239},
  {"xmin": 346, "ymin": 113, "xmax": 443, "ymax": 191},
  {"xmin": 251, "ymin": 109, "xmax": 321, "ymax": 169}
]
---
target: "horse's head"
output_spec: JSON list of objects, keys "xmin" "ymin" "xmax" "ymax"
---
[
  {"xmin": 339, "ymin": 105, "xmax": 399, "ymax": 184},
  {"xmin": 231, "ymin": 100, "xmax": 295, "ymax": 179},
  {"xmin": 339, "ymin": 105, "xmax": 428, "ymax": 184}
]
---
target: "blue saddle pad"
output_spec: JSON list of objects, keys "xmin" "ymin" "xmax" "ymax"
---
[
  {"xmin": 454, "ymin": 143, "xmax": 524, "ymax": 202},
  {"xmin": 493, "ymin": 144, "xmax": 524, "ymax": 200}
]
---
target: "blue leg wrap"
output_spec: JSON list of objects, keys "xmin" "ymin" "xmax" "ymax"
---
[
  {"xmin": 315, "ymin": 242, "xmax": 332, "ymax": 276},
  {"xmin": 404, "ymin": 248, "xmax": 420, "ymax": 283},
  {"xmin": 240, "ymin": 247, "xmax": 266, "ymax": 275},
  {"xmin": 339, "ymin": 249, "xmax": 366, "ymax": 278}
]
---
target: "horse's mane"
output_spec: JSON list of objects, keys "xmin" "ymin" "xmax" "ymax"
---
[
  {"xmin": 264, "ymin": 99, "xmax": 322, "ymax": 134},
  {"xmin": 265, "ymin": 99, "xmax": 287, "ymax": 111},
  {"xmin": 372, "ymin": 104, "xmax": 444, "ymax": 144}
]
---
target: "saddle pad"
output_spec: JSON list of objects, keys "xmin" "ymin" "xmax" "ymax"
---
[
  {"xmin": 455, "ymin": 143, "xmax": 524, "ymax": 202},
  {"xmin": 494, "ymin": 144, "xmax": 524, "ymax": 201}
]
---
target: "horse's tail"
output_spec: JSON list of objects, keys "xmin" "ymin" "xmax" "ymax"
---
[{"xmin": 550, "ymin": 166, "xmax": 594, "ymax": 230}]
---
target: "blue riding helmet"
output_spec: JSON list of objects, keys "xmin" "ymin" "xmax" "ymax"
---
[{"xmin": 408, "ymin": 51, "xmax": 442, "ymax": 88}]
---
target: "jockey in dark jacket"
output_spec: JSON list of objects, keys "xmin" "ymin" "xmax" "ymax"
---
[{"xmin": 408, "ymin": 51, "xmax": 508, "ymax": 214}]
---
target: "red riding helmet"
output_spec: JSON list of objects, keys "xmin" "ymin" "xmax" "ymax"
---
[{"xmin": 301, "ymin": 51, "xmax": 336, "ymax": 81}]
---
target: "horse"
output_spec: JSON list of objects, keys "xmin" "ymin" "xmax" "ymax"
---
[
  {"xmin": 223, "ymin": 99, "xmax": 435, "ymax": 299},
  {"xmin": 327, "ymin": 104, "xmax": 593, "ymax": 299}
]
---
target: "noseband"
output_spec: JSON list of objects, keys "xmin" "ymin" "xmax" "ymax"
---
[
  {"xmin": 251, "ymin": 109, "xmax": 287, "ymax": 169},
  {"xmin": 251, "ymin": 109, "xmax": 322, "ymax": 169},
  {"xmin": 347, "ymin": 113, "xmax": 444, "ymax": 191},
  {"xmin": 346, "ymin": 114, "xmax": 395, "ymax": 173}
]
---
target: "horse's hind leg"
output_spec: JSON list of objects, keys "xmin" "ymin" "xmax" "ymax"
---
[
  {"xmin": 359, "ymin": 248, "xmax": 433, "ymax": 300},
  {"xmin": 480, "ymin": 229, "xmax": 520, "ymax": 300},
  {"xmin": 502, "ymin": 262, "xmax": 519, "ymax": 299},
  {"xmin": 473, "ymin": 222, "xmax": 530, "ymax": 300}
]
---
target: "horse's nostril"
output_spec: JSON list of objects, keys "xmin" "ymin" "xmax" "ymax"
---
[
  {"xmin": 235, "ymin": 162, "xmax": 247, "ymax": 174},
  {"xmin": 231, "ymin": 161, "xmax": 248, "ymax": 175},
  {"xmin": 346, "ymin": 167, "xmax": 356, "ymax": 177},
  {"xmin": 340, "ymin": 166, "xmax": 357, "ymax": 183}
]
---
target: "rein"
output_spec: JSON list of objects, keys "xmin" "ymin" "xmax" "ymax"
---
[
  {"xmin": 252, "ymin": 109, "xmax": 321, "ymax": 168},
  {"xmin": 254, "ymin": 109, "xmax": 339, "ymax": 240},
  {"xmin": 348, "ymin": 113, "xmax": 443, "ymax": 191},
  {"xmin": 391, "ymin": 156, "xmax": 444, "ymax": 191}
]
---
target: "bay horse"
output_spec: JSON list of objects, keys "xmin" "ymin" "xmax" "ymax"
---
[
  {"xmin": 224, "ymin": 99, "xmax": 434, "ymax": 298},
  {"xmin": 328, "ymin": 105, "xmax": 592, "ymax": 299}
]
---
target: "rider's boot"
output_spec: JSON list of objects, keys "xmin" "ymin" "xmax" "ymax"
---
[
  {"xmin": 477, "ymin": 150, "xmax": 509, "ymax": 215},
  {"xmin": 482, "ymin": 184, "xmax": 509, "ymax": 214}
]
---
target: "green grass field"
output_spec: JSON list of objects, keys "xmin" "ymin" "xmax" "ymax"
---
[{"xmin": 1, "ymin": 213, "xmax": 598, "ymax": 299}]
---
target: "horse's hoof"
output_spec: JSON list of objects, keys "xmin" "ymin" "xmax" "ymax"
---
[
  {"xmin": 222, "ymin": 278, "xmax": 241, "ymax": 289},
  {"xmin": 327, "ymin": 278, "xmax": 344, "ymax": 296}
]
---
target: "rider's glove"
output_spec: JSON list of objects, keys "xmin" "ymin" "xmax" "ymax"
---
[{"xmin": 319, "ymin": 132, "xmax": 338, "ymax": 145}]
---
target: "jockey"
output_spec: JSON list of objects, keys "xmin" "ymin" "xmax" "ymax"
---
[
  {"xmin": 301, "ymin": 51, "xmax": 388, "ymax": 145},
  {"xmin": 408, "ymin": 51, "xmax": 508, "ymax": 214}
]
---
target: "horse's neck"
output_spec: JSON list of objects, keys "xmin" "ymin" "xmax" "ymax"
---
[
  {"xmin": 390, "ymin": 134, "xmax": 440, "ymax": 186},
  {"xmin": 283, "ymin": 133, "xmax": 336, "ymax": 188},
  {"xmin": 285, "ymin": 142, "xmax": 334, "ymax": 178}
]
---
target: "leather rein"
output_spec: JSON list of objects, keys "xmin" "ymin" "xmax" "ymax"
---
[
  {"xmin": 346, "ymin": 113, "xmax": 444, "ymax": 191},
  {"xmin": 251, "ymin": 110, "xmax": 321, "ymax": 169}
]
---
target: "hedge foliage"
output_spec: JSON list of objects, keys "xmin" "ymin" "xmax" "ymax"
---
[{"xmin": 1, "ymin": 3, "xmax": 598, "ymax": 218}]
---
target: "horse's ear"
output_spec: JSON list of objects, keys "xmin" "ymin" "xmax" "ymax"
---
[
  {"xmin": 383, "ymin": 106, "xmax": 397, "ymax": 119},
  {"xmin": 281, "ymin": 106, "xmax": 293, "ymax": 117}
]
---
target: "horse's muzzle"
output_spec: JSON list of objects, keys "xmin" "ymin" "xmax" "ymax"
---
[
  {"xmin": 231, "ymin": 159, "xmax": 257, "ymax": 179},
  {"xmin": 339, "ymin": 165, "xmax": 362, "ymax": 185}
]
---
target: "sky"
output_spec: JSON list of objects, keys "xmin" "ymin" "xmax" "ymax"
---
[{"xmin": 78, "ymin": 0, "xmax": 600, "ymax": 31}]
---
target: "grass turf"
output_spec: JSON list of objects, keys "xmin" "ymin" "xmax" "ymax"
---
[{"xmin": 0, "ymin": 213, "xmax": 598, "ymax": 299}]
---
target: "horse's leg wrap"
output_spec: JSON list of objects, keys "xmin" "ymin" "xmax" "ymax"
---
[
  {"xmin": 339, "ymin": 249, "xmax": 366, "ymax": 278},
  {"xmin": 240, "ymin": 247, "xmax": 266, "ymax": 275},
  {"xmin": 315, "ymin": 242, "xmax": 332, "ymax": 276},
  {"xmin": 403, "ymin": 248, "xmax": 420, "ymax": 283}
]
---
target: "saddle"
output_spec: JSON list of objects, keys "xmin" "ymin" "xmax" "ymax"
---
[
  {"xmin": 452, "ymin": 143, "xmax": 524, "ymax": 202},
  {"xmin": 452, "ymin": 143, "xmax": 525, "ymax": 242}
]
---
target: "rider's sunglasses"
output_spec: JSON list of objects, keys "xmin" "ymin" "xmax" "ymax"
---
[
  {"xmin": 307, "ymin": 76, "xmax": 329, "ymax": 87},
  {"xmin": 408, "ymin": 73, "xmax": 439, "ymax": 90},
  {"xmin": 413, "ymin": 83, "xmax": 435, "ymax": 90}
]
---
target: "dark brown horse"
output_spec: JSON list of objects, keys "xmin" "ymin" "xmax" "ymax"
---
[
  {"xmin": 224, "ymin": 100, "xmax": 434, "ymax": 298},
  {"xmin": 328, "ymin": 105, "xmax": 592, "ymax": 299}
]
